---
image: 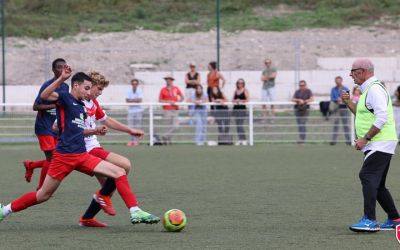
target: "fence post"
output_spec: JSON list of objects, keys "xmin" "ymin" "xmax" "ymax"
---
[
  {"xmin": 249, "ymin": 103, "xmax": 254, "ymax": 146},
  {"xmin": 351, "ymin": 113, "xmax": 355, "ymax": 146},
  {"xmin": 293, "ymin": 39, "xmax": 301, "ymax": 92},
  {"xmin": 44, "ymin": 48, "xmax": 51, "ymax": 81},
  {"xmin": 149, "ymin": 105, "xmax": 154, "ymax": 146}
]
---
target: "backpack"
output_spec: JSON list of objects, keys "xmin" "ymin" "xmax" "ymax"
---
[{"xmin": 153, "ymin": 134, "xmax": 163, "ymax": 146}]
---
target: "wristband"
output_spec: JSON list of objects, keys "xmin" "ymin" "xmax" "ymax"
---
[{"xmin": 363, "ymin": 135, "xmax": 372, "ymax": 141}]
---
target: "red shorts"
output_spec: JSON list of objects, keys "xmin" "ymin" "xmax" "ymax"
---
[
  {"xmin": 89, "ymin": 147, "xmax": 111, "ymax": 160},
  {"xmin": 47, "ymin": 151, "xmax": 102, "ymax": 181},
  {"xmin": 37, "ymin": 135, "xmax": 58, "ymax": 151}
]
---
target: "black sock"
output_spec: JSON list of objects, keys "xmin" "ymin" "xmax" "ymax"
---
[
  {"xmin": 82, "ymin": 199, "xmax": 101, "ymax": 219},
  {"xmin": 99, "ymin": 178, "xmax": 116, "ymax": 196}
]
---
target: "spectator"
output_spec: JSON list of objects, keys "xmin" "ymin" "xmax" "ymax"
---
[
  {"xmin": 393, "ymin": 86, "xmax": 400, "ymax": 139},
  {"xmin": 232, "ymin": 78, "xmax": 250, "ymax": 146},
  {"xmin": 185, "ymin": 62, "xmax": 201, "ymax": 99},
  {"xmin": 158, "ymin": 74, "xmax": 184, "ymax": 145},
  {"xmin": 126, "ymin": 79, "xmax": 143, "ymax": 147},
  {"xmin": 207, "ymin": 61, "xmax": 226, "ymax": 102},
  {"xmin": 210, "ymin": 86, "xmax": 231, "ymax": 144},
  {"xmin": 292, "ymin": 80, "xmax": 314, "ymax": 144},
  {"xmin": 351, "ymin": 86, "xmax": 362, "ymax": 104},
  {"xmin": 260, "ymin": 58, "xmax": 277, "ymax": 122},
  {"xmin": 330, "ymin": 76, "xmax": 351, "ymax": 145},
  {"xmin": 189, "ymin": 85, "xmax": 208, "ymax": 145},
  {"xmin": 185, "ymin": 62, "xmax": 201, "ymax": 126}
]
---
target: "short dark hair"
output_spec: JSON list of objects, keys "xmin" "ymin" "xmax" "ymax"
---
[
  {"xmin": 71, "ymin": 72, "xmax": 92, "ymax": 87},
  {"xmin": 209, "ymin": 61, "xmax": 217, "ymax": 70},
  {"xmin": 52, "ymin": 58, "xmax": 66, "ymax": 70},
  {"xmin": 335, "ymin": 76, "xmax": 343, "ymax": 81},
  {"xmin": 299, "ymin": 80, "xmax": 307, "ymax": 85}
]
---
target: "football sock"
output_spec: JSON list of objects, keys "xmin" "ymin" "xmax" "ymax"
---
[
  {"xmin": 115, "ymin": 175, "xmax": 138, "ymax": 208},
  {"xmin": 82, "ymin": 198, "xmax": 102, "ymax": 220},
  {"xmin": 99, "ymin": 178, "xmax": 116, "ymax": 196},
  {"xmin": 2, "ymin": 204, "xmax": 12, "ymax": 217},
  {"xmin": 37, "ymin": 160, "xmax": 50, "ymax": 190},
  {"xmin": 10, "ymin": 192, "xmax": 38, "ymax": 212},
  {"xmin": 82, "ymin": 178, "xmax": 117, "ymax": 219},
  {"xmin": 29, "ymin": 159, "xmax": 47, "ymax": 170}
]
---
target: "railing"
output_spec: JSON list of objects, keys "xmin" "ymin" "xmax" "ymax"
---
[{"xmin": 0, "ymin": 102, "xmax": 355, "ymax": 146}]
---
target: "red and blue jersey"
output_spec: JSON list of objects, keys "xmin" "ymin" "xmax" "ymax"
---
[
  {"xmin": 34, "ymin": 79, "xmax": 69, "ymax": 136},
  {"xmin": 55, "ymin": 91, "xmax": 87, "ymax": 154}
]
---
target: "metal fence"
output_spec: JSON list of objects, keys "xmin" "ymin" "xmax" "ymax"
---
[{"xmin": 0, "ymin": 102, "xmax": 355, "ymax": 146}]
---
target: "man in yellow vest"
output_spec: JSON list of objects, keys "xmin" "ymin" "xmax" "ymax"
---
[{"xmin": 342, "ymin": 58, "xmax": 400, "ymax": 232}]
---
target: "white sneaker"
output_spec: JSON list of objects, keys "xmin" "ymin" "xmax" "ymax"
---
[
  {"xmin": 242, "ymin": 141, "xmax": 248, "ymax": 146},
  {"xmin": 235, "ymin": 141, "xmax": 241, "ymax": 146}
]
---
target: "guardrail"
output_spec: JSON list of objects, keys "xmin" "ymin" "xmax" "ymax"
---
[{"xmin": 0, "ymin": 102, "xmax": 355, "ymax": 146}]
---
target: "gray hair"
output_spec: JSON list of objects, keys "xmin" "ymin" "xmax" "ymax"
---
[{"xmin": 354, "ymin": 58, "xmax": 374, "ymax": 73}]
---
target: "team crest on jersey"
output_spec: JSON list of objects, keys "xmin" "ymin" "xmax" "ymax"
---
[{"xmin": 396, "ymin": 225, "xmax": 400, "ymax": 244}]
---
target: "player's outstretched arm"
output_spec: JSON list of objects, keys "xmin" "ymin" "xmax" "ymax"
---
[
  {"xmin": 103, "ymin": 117, "xmax": 144, "ymax": 138},
  {"xmin": 41, "ymin": 65, "xmax": 72, "ymax": 101},
  {"xmin": 33, "ymin": 103, "xmax": 56, "ymax": 111},
  {"xmin": 84, "ymin": 125, "xmax": 107, "ymax": 136}
]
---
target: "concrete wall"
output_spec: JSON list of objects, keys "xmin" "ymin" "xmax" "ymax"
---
[
  {"xmin": 317, "ymin": 57, "xmax": 400, "ymax": 70},
  {"xmin": 2, "ymin": 69, "xmax": 400, "ymax": 105}
]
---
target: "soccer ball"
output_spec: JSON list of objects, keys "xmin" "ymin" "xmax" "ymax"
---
[{"xmin": 162, "ymin": 209, "xmax": 187, "ymax": 232}]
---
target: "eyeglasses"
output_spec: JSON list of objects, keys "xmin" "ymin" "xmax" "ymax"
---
[
  {"xmin": 350, "ymin": 68, "xmax": 364, "ymax": 73},
  {"xmin": 299, "ymin": 84, "xmax": 306, "ymax": 87}
]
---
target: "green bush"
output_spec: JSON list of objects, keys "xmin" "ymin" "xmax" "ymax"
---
[{"xmin": 3, "ymin": 0, "xmax": 400, "ymax": 38}]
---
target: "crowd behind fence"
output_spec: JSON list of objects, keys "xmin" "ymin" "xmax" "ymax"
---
[{"xmin": 0, "ymin": 102, "xmax": 356, "ymax": 146}]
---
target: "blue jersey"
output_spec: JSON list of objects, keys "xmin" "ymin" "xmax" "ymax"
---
[
  {"xmin": 34, "ymin": 79, "xmax": 69, "ymax": 136},
  {"xmin": 330, "ymin": 86, "xmax": 349, "ymax": 102},
  {"xmin": 55, "ymin": 91, "xmax": 87, "ymax": 154}
]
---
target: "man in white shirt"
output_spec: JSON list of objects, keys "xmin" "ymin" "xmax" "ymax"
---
[
  {"xmin": 126, "ymin": 79, "xmax": 144, "ymax": 146},
  {"xmin": 342, "ymin": 58, "xmax": 400, "ymax": 232}
]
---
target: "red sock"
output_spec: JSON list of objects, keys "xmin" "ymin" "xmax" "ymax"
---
[
  {"xmin": 29, "ymin": 160, "xmax": 47, "ymax": 170},
  {"xmin": 37, "ymin": 160, "xmax": 50, "ymax": 190},
  {"xmin": 115, "ymin": 175, "xmax": 138, "ymax": 208},
  {"xmin": 11, "ymin": 192, "xmax": 38, "ymax": 212}
]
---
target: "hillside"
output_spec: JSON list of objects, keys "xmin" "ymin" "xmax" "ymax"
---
[{"xmin": 5, "ymin": 0, "xmax": 400, "ymax": 39}]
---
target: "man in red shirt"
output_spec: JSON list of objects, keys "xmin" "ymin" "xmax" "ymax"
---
[{"xmin": 158, "ymin": 74, "xmax": 184, "ymax": 144}]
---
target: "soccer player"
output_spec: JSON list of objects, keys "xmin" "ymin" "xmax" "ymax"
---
[
  {"xmin": 0, "ymin": 66, "xmax": 160, "ymax": 225},
  {"xmin": 23, "ymin": 58, "xmax": 69, "ymax": 189},
  {"xmin": 79, "ymin": 71, "xmax": 156, "ymax": 227}
]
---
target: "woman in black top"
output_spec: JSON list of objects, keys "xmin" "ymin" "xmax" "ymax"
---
[
  {"xmin": 232, "ymin": 78, "xmax": 250, "ymax": 145},
  {"xmin": 185, "ymin": 62, "xmax": 201, "ymax": 98},
  {"xmin": 210, "ymin": 86, "xmax": 230, "ymax": 136}
]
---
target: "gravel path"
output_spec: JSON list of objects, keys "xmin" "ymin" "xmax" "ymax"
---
[{"xmin": 6, "ymin": 26, "xmax": 400, "ymax": 85}]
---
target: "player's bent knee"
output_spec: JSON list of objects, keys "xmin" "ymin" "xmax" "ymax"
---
[
  {"xmin": 107, "ymin": 153, "xmax": 131, "ymax": 174},
  {"xmin": 114, "ymin": 166, "xmax": 127, "ymax": 178},
  {"xmin": 122, "ymin": 158, "xmax": 132, "ymax": 174}
]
